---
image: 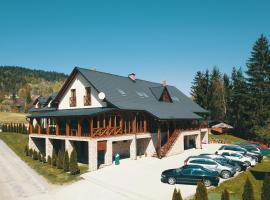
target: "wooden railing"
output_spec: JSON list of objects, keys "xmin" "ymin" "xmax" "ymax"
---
[
  {"xmin": 160, "ymin": 129, "xmax": 180, "ymax": 157},
  {"xmin": 84, "ymin": 95, "xmax": 91, "ymax": 106},
  {"xmin": 92, "ymin": 127, "xmax": 123, "ymax": 137},
  {"xmin": 69, "ymin": 96, "xmax": 76, "ymax": 107}
]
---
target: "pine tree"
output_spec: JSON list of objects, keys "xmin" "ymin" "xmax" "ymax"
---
[
  {"xmin": 33, "ymin": 150, "xmax": 38, "ymax": 160},
  {"xmin": 69, "ymin": 149, "xmax": 80, "ymax": 175},
  {"xmin": 208, "ymin": 67, "xmax": 226, "ymax": 121},
  {"xmin": 246, "ymin": 35, "xmax": 270, "ymax": 131},
  {"xmin": 242, "ymin": 177, "xmax": 254, "ymax": 200},
  {"xmin": 261, "ymin": 174, "xmax": 270, "ymax": 200},
  {"xmin": 172, "ymin": 188, "xmax": 178, "ymax": 200},
  {"xmin": 194, "ymin": 181, "xmax": 208, "ymax": 200},
  {"xmin": 52, "ymin": 149, "xmax": 57, "ymax": 166},
  {"xmin": 63, "ymin": 151, "xmax": 70, "ymax": 172},
  {"xmin": 223, "ymin": 73, "xmax": 231, "ymax": 121},
  {"xmin": 24, "ymin": 145, "xmax": 29, "ymax": 156},
  {"xmin": 57, "ymin": 151, "xmax": 63, "ymax": 169},
  {"xmin": 221, "ymin": 189, "xmax": 230, "ymax": 200},
  {"xmin": 176, "ymin": 189, "xmax": 183, "ymax": 200},
  {"xmin": 47, "ymin": 155, "xmax": 52, "ymax": 165}
]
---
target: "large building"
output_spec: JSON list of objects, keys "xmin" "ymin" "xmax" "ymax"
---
[{"xmin": 28, "ymin": 67, "xmax": 209, "ymax": 171}]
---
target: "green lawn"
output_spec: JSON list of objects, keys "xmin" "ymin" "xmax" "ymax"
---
[
  {"xmin": 209, "ymin": 133, "xmax": 248, "ymax": 144},
  {"xmin": 0, "ymin": 112, "xmax": 27, "ymax": 123},
  {"xmin": 0, "ymin": 132, "xmax": 88, "ymax": 184},
  {"xmin": 208, "ymin": 158, "xmax": 270, "ymax": 200}
]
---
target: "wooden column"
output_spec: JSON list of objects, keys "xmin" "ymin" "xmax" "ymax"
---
[
  {"xmin": 128, "ymin": 115, "xmax": 131, "ymax": 133},
  {"xmin": 109, "ymin": 115, "xmax": 112, "ymax": 128},
  {"xmin": 55, "ymin": 118, "xmax": 59, "ymax": 136},
  {"xmin": 157, "ymin": 123, "xmax": 161, "ymax": 158},
  {"xmin": 78, "ymin": 118, "xmax": 81, "ymax": 137},
  {"xmin": 103, "ymin": 113, "xmax": 106, "ymax": 128},
  {"xmin": 37, "ymin": 119, "xmax": 41, "ymax": 134},
  {"xmin": 132, "ymin": 113, "xmax": 136, "ymax": 134},
  {"xmin": 167, "ymin": 122, "xmax": 170, "ymax": 141},
  {"xmin": 114, "ymin": 115, "xmax": 117, "ymax": 128},
  {"xmin": 120, "ymin": 113, "xmax": 123, "ymax": 133},
  {"xmin": 66, "ymin": 119, "xmax": 70, "ymax": 136},
  {"xmin": 89, "ymin": 117, "xmax": 93, "ymax": 137},
  {"xmin": 29, "ymin": 119, "xmax": 33, "ymax": 134},
  {"xmin": 143, "ymin": 115, "xmax": 147, "ymax": 133},
  {"xmin": 97, "ymin": 115, "xmax": 100, "ymax": 128},
  {"xmin": 46, "ymin": 118, "xmax": 49, "ymax": 135}
]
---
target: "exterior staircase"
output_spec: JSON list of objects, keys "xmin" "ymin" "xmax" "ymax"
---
[{"xmin": 160, "ymin": 129, "xmax": 180, "ymax": 157}]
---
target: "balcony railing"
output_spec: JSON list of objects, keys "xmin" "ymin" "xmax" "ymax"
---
[
  {"xmin": 69, "ymin": 96, "xmax": 76, "ymax": 107},
  {"xmin": 84, "ymin": 95, "xmax": 91, "ymax": 106}
]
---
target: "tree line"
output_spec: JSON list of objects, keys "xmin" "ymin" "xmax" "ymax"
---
[
  {"xmin": 1, "ymin": 123, "xmax": 28, "ymax": 134},
  {"xmin": 191, "ymin": 35, "xmax": 270, "ymax": 143}
]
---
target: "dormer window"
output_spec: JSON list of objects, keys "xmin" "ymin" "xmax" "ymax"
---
[
  {"xmin": 159, "ymin": 88, "xmax": 172, "ymax": 103},
  {"xmin": 84, "ymin": 87, "xmax": 91, "ymax": 106},
  {"xmin": 69, "ymin": 89, "xmax": 76, "ymax": 107}
]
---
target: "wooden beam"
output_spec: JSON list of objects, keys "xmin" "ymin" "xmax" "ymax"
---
[
  {"xmin": 157, "ymin": 124, "xmax": 161, "ymax": 158},
  {"xmin": 29, "ymin": 119, "xmax": 33, "ymax": 134},
  {"xmin": 89, "ymin": 117, "xmax": 93, "ymax": 137},
  {"xmin": 167, "ymin": 122, "xmax": 170, "ymax": 141},
  {"xmin": 103, "ymin": 113, "xmax": 106, "ymax": 128},
  {"xmin": 46, "ymin": 118, "xmax": 49, "ymax": 135},
  {"xmin": 37, "ymin": 119, "xmax": 41, "ymax": 134},
  {"xmin": 144, "ymin": 115, "xmax": 147, "ymax": 133},
  {"xmin": 66, "ymin": 119, "xmax": 70, "ymax": 136},
  {"xmin": 78, "ymin": 118, "xmax": 81, "ymax": 137},
  {"xmin": 109, "ymin": 115, "xmax": 112, "ymax": 128},
  {"xmin": 132, "ymin": 113, "xmax": 136, "ymax": 133},
  {"xmin": 55, "ymin": 118, "xmax": 59, "ymax": 136},
  {"xmin": 114, "ymin": 115, "xmax": 117, "ymax": 128},
  {"xmin": 120, "ymin": 113, "xmax": 123, "ymax": 132},
  {"xmin": 97, "ymin": 114, "xmax": 100, "ymax": 128}
]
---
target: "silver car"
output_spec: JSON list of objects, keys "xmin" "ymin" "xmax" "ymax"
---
[{"xmin": 184, "ymin": 156, "xmax": 237, "ymax": 179}]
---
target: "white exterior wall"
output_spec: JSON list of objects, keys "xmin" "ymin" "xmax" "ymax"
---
[{"xmin": 58, "ymin": 73, "xmax": 106, "ymax": 109}]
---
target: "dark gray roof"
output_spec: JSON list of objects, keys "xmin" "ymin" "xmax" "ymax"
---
[
  {"xmin": 75, "ymin": 67, "xmax": 207, "ymax": 120},
  {"xmin": 29, "ymin": 107, "xmax": 116, "ymax": 118},
  {"xmin": 150, "ymin": 86, "xmax": 164, "ymax": 100}
]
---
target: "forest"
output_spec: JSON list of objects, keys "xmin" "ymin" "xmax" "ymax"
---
[{"xmin": 191, "ymin": 35, "xmax": 270, "ymax": 144}]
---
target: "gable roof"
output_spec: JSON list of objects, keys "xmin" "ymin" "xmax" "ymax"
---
[{"xmin": 51, "ymin": 67, "xmax": 207, "ymax": 120}]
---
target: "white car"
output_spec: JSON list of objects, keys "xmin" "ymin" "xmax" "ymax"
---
[{"xmin": 216, "ymin": 150, "xmax": 256, "ymax": 167}]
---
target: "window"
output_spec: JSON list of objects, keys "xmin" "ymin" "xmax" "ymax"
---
[
  {"xmin": 136, "ymin": 91, "xmax": 144, "ymax": 98},
  {"xmin": 190, "ymin": 159, "xmax": 204, "ymax": 164},
  {"xmin": 70, "ymin": 89, "xmax": 76, "ymax": 107},
  {"xmin": 191, "ymin": 169, "xmax": 205, "ymax": 175},
  {"xmin": 222, "ymin": 152, "xmax": 230, "ymax": 156},
  {"xmin": 204, "ymin": 160, "xmax": 216, "ymax": 165},
  {"xmin": 84, "ymin": 87, "xmax": 91, "ymax": 106},
  {"xmin": 171, "ymin": 96, "xmax": 180, "ymax": 102},
  {"xmin": 159, "ymin": 88, "xmax": 172, "ymax": 103},
  {"xmin": 182, "ymin": 168, "xmax": 193, "ymax": 175}
]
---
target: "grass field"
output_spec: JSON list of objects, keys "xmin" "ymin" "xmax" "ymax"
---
[
  {"xmin": 0, "ymin": 112, "xmax": 27, "ymax": 123},
  {"xmin": 209, "ymin": 133, "xmax": 248, "ymax": 144},
  {"xmin": 0, "ymin": 132, "xmax": 88, "ymax": 184}
]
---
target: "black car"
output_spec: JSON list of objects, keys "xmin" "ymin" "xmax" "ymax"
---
[
  {"xmin": 199, "ymin": 154, "xmax": 248, "ymax": 172},
  {"xmin": 161, "ymin": 165, "xmax": 220, "ymax": 187}
]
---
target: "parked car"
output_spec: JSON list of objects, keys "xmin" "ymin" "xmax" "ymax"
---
[
  {"xmin": 216, "ymin": 145, "xmax": 263, "ymax": 162},
  {"xmin": 199, "ymin": 153, "xmax": 248, "ymax": 172},
  {"xmin": 240, "ymin": 144, "xmax": 264, "ymax": 162},
  {"xmin": 161, "ymin": 165, "xmax": 220, "ymax": 187},
  {"xmin": 184, "ymin": 156, "xmax": 237, "ymax": 179},
  {"xmin": 217, "ymin": 150, "xmax": 256, "ymax": 166}
]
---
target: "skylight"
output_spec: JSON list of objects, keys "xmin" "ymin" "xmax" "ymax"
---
[
  {"xmin": 117, "ymin": 88, "xmax": 126, "ymax": 96},
  {"xmin": 171, "ymin": 96, "xmax": 180, "ymax": 102},
  {"xmin": 136, "ymin": 91, "xmax": 149, "ymax": 98}
]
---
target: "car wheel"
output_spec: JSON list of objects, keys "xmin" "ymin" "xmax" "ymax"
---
[
  {"xmin": 235, "ymin": 165, "xmax": 241, "ymax": 172},
  {"xmin": 167, "ymin": 177, "xmax": 176, "ymax": 185},
  {"xmin": 245, "ymin": 161, "xmax": 251, "ymax": 166},
  {"xmin": 203, "ymin": 179, "xmax": 212, "ymax": 187},
  {"xmin": 221, "ymin": 170, "xmax": 231, "ymax": 179}
]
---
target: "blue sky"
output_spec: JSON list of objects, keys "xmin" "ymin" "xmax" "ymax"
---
[{"xmin": 0, "ymin": 0, "xmax": 269, "ymax": 95}]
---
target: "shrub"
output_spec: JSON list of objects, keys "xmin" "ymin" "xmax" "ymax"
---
[
  {"xmin": 57, "ymin": 151, "xmax": 64, "ymax": 169},
  {"xmin": 33, "ymin": 150, "xmax": 38, "ymax": 160},
  {"xmin": 63, "ymin": 151, "xmax": 70, "ymax": 172},
  {"xmin": 29, "ymin": 149, "xmax": 33, "ymax": 157},
  {"xmin": 242, "ymin": 177, "xmax": 254, "ymax": 200},
  {"xmin": 42, "ymin": 154, "xmax": 46, "ymax": 163},
  {"xmin": 47, "ymin": 155, "xmax": 52, "ymax": 165},
  {"xmin": 24, "ymin": 145, "xmax": 29, "ymax": 156},
  {"xmin": 172, "ymin": 188, "xmax": 178, "ymax": 200},
  {"xmin": 52, "ymin": 149, "xmax": 57, "ymax": 166},
  {"xmin": 69, "ymin": 149, "xmax": 80, "ymax": 175},
  {"xmin": 261, "ymin": 174, "xmax": 270, "ymax": 200},
  {"xmin": 221, "ymin": 189, "xmax": 230, "ymax": 200},
  {"xmin": 38, "ymin": 152, "xmax": 42, "ymax": 162},
  {"xmin": 194, "ymin": 181, "xmax": 208, "ymax": 200}
]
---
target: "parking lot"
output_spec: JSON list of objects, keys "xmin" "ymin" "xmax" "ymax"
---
[{"xmin": 24, "ymin": 144, "xmax": 228, "ymax": 200}]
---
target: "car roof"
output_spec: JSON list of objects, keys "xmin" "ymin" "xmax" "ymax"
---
[{"xmin": 219, "ymin": 150, "xmax": 242, "ymax": 155}]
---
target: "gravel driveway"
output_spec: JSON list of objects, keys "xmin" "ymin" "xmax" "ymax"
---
[{"xmin": 0, "ymin": 140, "xmax": 52, "ymax": 200}]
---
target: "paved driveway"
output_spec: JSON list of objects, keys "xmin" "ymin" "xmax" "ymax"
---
[
  {"xmin": 0, "ymin": 140, "xmax": 52, "ymax": 200},
  {"xmin": 24, "ymin": 144, "xmax": 224, "ymax": 200}
]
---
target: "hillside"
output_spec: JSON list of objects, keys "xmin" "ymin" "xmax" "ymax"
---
[{"xmin": 0, "ymin": 66, "xmax": 68, "ymax": 112}]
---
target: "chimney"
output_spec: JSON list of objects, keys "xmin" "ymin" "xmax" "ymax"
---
[
  {"xmin": 91, "ymin": 67, "xmax": 96, "ymax": 71},
  {"xmin": 162, "ymin": 80, "xmax": 167, "ymax": 86},
  {"xmin": 128, "ymin": 73, "xmax": 136, "ymax": 81}
]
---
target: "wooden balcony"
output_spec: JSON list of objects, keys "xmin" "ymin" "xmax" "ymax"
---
[
  {"xmin": 84, "ymin": 95, "xmax": 91, "ymax": 106},
  {"xmin": 92, "ymin": 127, "xmax": 123, "ymax": 138},
  {"xmin": 69, "ymin": 96, "xmax": 76, "ymax": 107}
]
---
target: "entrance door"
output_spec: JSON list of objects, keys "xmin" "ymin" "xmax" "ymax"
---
[{"xmin": 97, "ymin": 141, "xmax": 107, "ymax": 166}]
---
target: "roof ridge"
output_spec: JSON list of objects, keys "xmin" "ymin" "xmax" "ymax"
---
[{"xmin": 76, "ymin": 66, "xmax": 164, "ymax": 86}]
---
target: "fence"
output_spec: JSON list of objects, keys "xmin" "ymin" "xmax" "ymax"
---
[{"xmin": 0, "ymin": 123, "xmax": 28, "ymax": 134}]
